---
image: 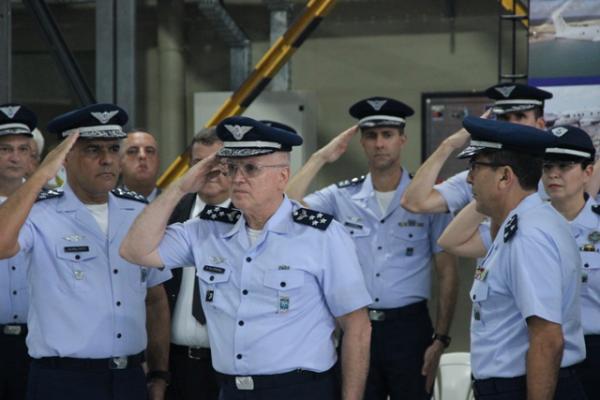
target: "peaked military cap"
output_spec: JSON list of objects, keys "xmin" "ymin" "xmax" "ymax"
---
[
  {"xmin": 216, "ymin": 116, "xmax": 303, "ymax": 158},
  {"xmin": 349, "ymin": 97, "xmax": 414, "ymax": 129},
  {"xmin": 457, "ymin": 116, "xmax": 553, "ymax": 159},
  {"xmin": 545, "ymin": 125, "xmax": 595, "ymax": 161},
  {"xmin": 260, "ymin": 120, "xmax": 297, "ymax": 134},
  {"xmin": 484, "ymin": 83, "xmax": 552, "ymax": 115},
  {"xmin": 47, "ymin": 103, "xmax": 128, "ymax": 139},
  {"xmin": 0, "ymin": 103, "xmax": 37, "ymax": 137}
]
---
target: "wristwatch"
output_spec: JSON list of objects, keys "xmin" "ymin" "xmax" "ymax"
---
[
  {"xmin": 432, "ymin": 333, "xmax": 452, "ymax": 348},
  {"xmin": 147, "ymin": 370, "xmax": 171, "ymax": 386}
]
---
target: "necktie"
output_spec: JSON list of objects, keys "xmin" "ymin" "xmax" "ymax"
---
[{"xmin": 191, "ymin": 269, "xmax": 206, "ymax": 324}]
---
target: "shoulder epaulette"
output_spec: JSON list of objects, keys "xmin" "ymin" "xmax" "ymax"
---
[
  {"xmin": 336, "ymin": 175, "xmax": 366, "ymax": 188},
  {"xmin": 36, "ymin": 188, "xmax": 64, "ymax": 202},
  {"xmin": 292, "ymin": 207, "xmax": 333, "ymax": 231},
  {"xmin": 200, "ymin": 205, "xmax": 241, "ymax": 224},
  {"xmin": 592, "ymin": 205, "xmax": 600, "ymax": 215},
  {"xmin": 111, "ymin": 187, "xmax": 148, "ymax": 204},
  {"xmin": 503, "ymin": 214, "xmax": 518, "ymax": 243}
]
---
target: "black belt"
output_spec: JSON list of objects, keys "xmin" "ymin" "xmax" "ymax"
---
[
  {"xmin": 33, "ymin": 352, "xmax": 144, "ymax": 371},
  {"xmin": 368, "ymin": 300, "xmax": 427, "ymax": 322},
  {"xmin": 170, "ymin": 344, "xmax": 211, "ymax": 360},
  {"xmin": 0, "ymin": 323, "xmax": 27, "ymax": 336},
  {"xmin": 217, "ymin": 368, "xmax": 332, "ymax": 391},
  {"xmin": 473, "ymin": 367, "xmax": 578, "ymax": 396}
]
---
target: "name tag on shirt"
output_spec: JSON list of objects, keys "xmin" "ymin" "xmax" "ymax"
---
[
  {"xmin": 203, "ymin": 265, "xmax": 225, "ymax": 274},
  {"xmin": 64, "ymin": 246, "xmax": 90, "ymax": 253}
]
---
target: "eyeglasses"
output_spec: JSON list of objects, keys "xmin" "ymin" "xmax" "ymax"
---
[
  {"xmin": 542, "ymin": 161, "xmax": 580, "ymax": 173},
  {"xmin": 468, "ymin": 160, "xmax": 506, "ymax": 173},
  {"xmin": 223, "ymin": 162, "xmax": 288, "ymax": 178}
]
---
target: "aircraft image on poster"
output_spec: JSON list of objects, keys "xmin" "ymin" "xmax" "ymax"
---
[{"xmin": 551, "ymin": 0, "xmax": 600, "ymax": 42}]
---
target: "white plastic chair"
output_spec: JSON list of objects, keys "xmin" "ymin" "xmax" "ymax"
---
[{"xmin": 432, "ymin": 352, "xmax": 474, "ymax": 400}]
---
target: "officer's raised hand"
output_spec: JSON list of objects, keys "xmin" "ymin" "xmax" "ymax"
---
[
  {"xmin": 33, "ymin": 130, "xmax": 79, "ymax": 184},
  {"xmin": 314, "ymin": 125, "xmax": 358, "ymax": 164},
  {"xmin": 174, "ymin": 152, "xmax": 221, "ymax": 195}
]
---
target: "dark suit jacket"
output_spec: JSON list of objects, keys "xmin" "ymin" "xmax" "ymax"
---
[{"xmin": 164, "ymin": 193, "xmax": 197, "ymax": 312}]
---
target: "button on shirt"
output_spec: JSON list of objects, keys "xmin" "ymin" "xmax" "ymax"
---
[
  {"xmin": 304, "ymin": 169, "xmax": 451, "ymax": 308},
  {"xmin": 570, "ymin": 197, "xmax": 600, "ymax": 335},
  {"xmin": 0, "ymin": 196, "xmax": 29, "ymax": 324},
  {"xmin": 158, "ymin": 197, "xmax": 372, "ymax": 375},
  {"xmin": 434, "ymin": 170, "xmax": 549, "ymax": 215},
  {"xmin": 17, "ymin": 184, "xmax": 172, "ymax": 359},
  {"xmin": 470, "ymin": 194, "xmax": 585, "ymax": 379}
]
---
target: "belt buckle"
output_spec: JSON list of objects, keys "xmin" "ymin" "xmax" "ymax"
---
[
  {"xmin": 188, "ymin": 347, "xmax": 202, "ymax": 360},
  {"xmin": 235, "ymin": 376, "xmax": 254, "ymax": 390},
  {"xmin": 3, "ymin": 325, "xmax": 22, "ymax": 335},
  {"xmin": 109, "ymin": 356, "xmax": 128, "ymax": 370},
  {"xmin": 368, "ymin": 310, "xmax": 385, "ymax": 321}
]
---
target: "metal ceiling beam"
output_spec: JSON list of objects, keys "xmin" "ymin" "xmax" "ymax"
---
[
  {"xmin": 23, "ymin": 0, "xmax": 95, "ymax": 105},
  {"xmin": 0, "ymin": 0, "xmax": 11, "ymax": 103}
]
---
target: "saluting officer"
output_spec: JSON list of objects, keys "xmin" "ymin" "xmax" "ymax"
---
[
  {"xmin": 402, "ymin": 83, "xmax": 553, "ymax": 215},
  {"xmin": 120, "ymin": 116, "xmax": 373, "ymax": 400},
  {"xmin": 540, "ymin": 125, "xmax": 600, "ymax": 399},
  {"xmin": 458, "ymin": 116, "xmax": 586, "ymax": 400},
  {"xmin": 0, "ymin": 103, "xmax": 37, "ymax": 400},
  {"xmin": 286, "ymin": 97, "xmax": 458, "ymax": 400},
  {"xmin": 0, "ymin": 104, "xmax": 172, "ymax": 400}
]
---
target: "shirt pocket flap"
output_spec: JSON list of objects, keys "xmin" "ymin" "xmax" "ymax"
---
[
  {"xmin": 198, "ymin": 267, "xmax": 231, "ymax": 284},
  {"xmin": 469, "ymin": 281, "xmax": 489, "ymax": 303},
  {"xmin": 343, "ymin": 222, "xmax": 371, "ymax": 238},
  {"xmin": 55, "ymin": 244, "xmax": 97, "ymax": 262},
  {"xmin": 263, "ymin": 269, "xmax": 304, "ymax": 291},
  {"xmin": 581, "ymin": 252, "xmax": 600, "ymax": 269},
  {"xmin": 391, "ymin": 228, "xmax": 428, "ymax": 241}
]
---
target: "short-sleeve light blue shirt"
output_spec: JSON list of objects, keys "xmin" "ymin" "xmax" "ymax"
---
[
  {"xmin": 435, "ymin": 170, "xmax": 549, "ymax": 215},
  {"xmin": 470, "ymin": 194, "xmax": 585, "ymax": 379},
  {"xmin": 570, "ymin": 196, "xmax": 600, "ymax": 335},
  {"xmin": 0, "ymin": 251, "xmax": 29, "ymax": 324},
  {"xmin": 304, "ymin": 169, "xmax": 451, "ymax": 309},
  {"xmin": 17, "ymin": 184, "xmax": 171, "ymax": 359},
  {"xmin": 158, "ymin": 197, "xmax": 371, "ymax": 375}
]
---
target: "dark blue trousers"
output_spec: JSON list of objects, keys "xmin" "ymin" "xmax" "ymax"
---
[
  {"xmin": 364, "ymin": 301, "xmax": 433, "ymax": 400},
  {"xmin": 576, "ymin": 335, "xmax": 600, "ymax": 399},
  {"xmin": 0, "ymin": 332, "xmax": 30, "ymax": 400},
  {"xmin": 26, "ymin": 360, "xmax": 147, "ymax": 400}
]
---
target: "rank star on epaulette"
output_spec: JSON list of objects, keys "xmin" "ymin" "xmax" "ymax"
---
[
  {"xmin": 199, "ymin": 205, "xmax": 241, "ymax": 224},
  {"xmin": 503, "ymin": 214, "xmax": 518, "ymax": 242},
  {"xmin": 292, "ymin": 208, "xmax": 333, "ymax": 230},
  {"xmin": 36, "ymin": 188, "xmax": 64, "ymax": 202},
  {"xmin": 111, "ymin": 188, "xmax": 148, "ymax": 203},
  {"xmin": 336, "ymin": 175, "xmax": 366, "ymax": 188}
]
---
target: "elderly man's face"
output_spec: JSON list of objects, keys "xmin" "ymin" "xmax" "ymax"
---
[
  {"xmin": 0, "ymin": 135, "xmax": 32, "ymax": 182},
  {"xmin": 225, "ymin": 152, "xmax": 290, "ymax": 213},
  {"xmin": 65, "ymin": 139, "xmax": 121, "ymax": 202},
  {"xmin": 120, "ymin": 131, "xmax": 159, "ymax": 186},
  {"xmin": 191, "ymin": 141, "xmax": 230, "ymax": 202}
]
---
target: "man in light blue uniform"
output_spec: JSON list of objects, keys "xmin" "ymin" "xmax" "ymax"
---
[
  {"xmin": 402, "ymin": 83, "xmax": 552, "ymax": 215},
  {"xmin": 120, "ymin": 116, "xmax": 373, "ymax": 400},
  {"xmin": 459, "ymin": 116, "xmax": 586, "ymax": 399},
  {"xmin": 286, "ymin": 97, "xmax": 458, "ymax": 400},
  {"xmin": 0, "ymin": 104, "xmax": 172, "ymax": 400},
  {"xmin": 0, "ymin": 103, "xmax": 37, "ymax": 400}
]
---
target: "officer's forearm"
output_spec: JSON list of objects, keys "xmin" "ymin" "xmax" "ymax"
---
[
  {"xmin": 338, "ymin": 308, "xmax": 371, "ymax": 400},
  {"xmin": 285, "ymin": 153, "xmax": 327, "ymax": 203},
  {"xmin": 526, "ymin": 317, "xmax": 563, "ymax": 400},
  {"xmin": 145, "ymin": 285, "xmax": 170, "ymax": 373},
  {"xmin": 400, "ymin": 140, "xmax": 455, "ymax": 213},
  {"xmin": 437, "ymin": 201, "xmax": 487, "ymax": 258},
  {"xmin": 433, "ymin": 252, "xmax": 458, "ymax": 336},
  {"xmin": 0, "ymin": 171, "xmax": 48, "ymax": 258},
  {"xmin": 120, "ymin": 184, "xmax": 186, "ymax": 267}
]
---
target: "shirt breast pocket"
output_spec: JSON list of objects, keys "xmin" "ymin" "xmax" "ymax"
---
[
  {"xmin": 343, "ymin": 222, "xmax": 371, "ymax": 238},
  {"xmin": 469, "ymin": 280, "xmax": 490, "ymax": 326},
  {"xmin": 391, "ymin": 228, "xmax": 429, "ymax": 255},
  {"xmin": 198, "ymin": 267, "xmax": 232, "ymax": 312},
  {"xmin": 581, "ymin": 252, "xmax": 600, "ymax": 293},
  {"xmin": 263, "ymin": 269, "xmax": 305, "ymax": 313},
  {"xmin": 55, "ymin": 243, "xmax": 98, "ymax": 292}
]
